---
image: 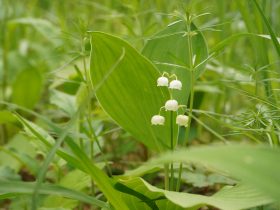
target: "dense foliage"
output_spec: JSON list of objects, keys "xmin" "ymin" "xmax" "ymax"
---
[{"xmin": 0, "ymin": 0, "xmax": 280, "ymax": 210}]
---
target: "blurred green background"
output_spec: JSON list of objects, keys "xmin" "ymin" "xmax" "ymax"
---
[{"xmin": 0, "ymin": 0, "xmax": 280, "ymax": 209}]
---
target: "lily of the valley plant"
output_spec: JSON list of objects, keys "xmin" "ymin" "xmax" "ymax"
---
[{"xmin": 152, "ymin": 73, "xmax": 189, "ymax": 127}]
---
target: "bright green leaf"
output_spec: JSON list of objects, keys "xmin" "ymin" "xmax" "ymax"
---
[
  {"xmin": 90, "ymin": 31, "xmax": 175, "ymax": 151},
  {"xmin": 148, "ymin": 145, "xmax": 280, "ymax": 202},
  {"xmin": 118, "ymin": 177, "xmax": 273, "ymax": 210},
  {"xmin": 0, "ymin": 180, "xmax": 108, "ymax": 209},
  {"xmin": 142, "ymin": 20, "xmax": 208, "ymax": 105}
]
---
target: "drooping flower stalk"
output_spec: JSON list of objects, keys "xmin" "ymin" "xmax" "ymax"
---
[{"xmin": 151, "ymin": 72, "xmax": 190, "ymax": 190}]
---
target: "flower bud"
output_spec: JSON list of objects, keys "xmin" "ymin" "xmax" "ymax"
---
[
  {"xmin": 165, "ymin": 100, "xmax": 179, "ymax": 111},
  {"xmin": 157, "ymin": 76, "xmax": 169, "ymax": 87},
  {"xmin": 176, "ymin": 115, "xmax": 189, "ymax": 127},
  {"xmin": 151, "ymin": 115, "xmax": 165, "ymax": 125},
  {"xmin": 169, "ymin": 80, "xmax": 182, "ymax": 90}
]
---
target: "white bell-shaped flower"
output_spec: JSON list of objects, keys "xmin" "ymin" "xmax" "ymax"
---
[
  {"xmin": 176, "ymin": 115, "xmax": 189, "ymax": 127},
  {"xmin": 169, "ymin": 79, "xmax": 182, "ymax": 90},
  {"xmin": 151, "ymin": 115, "xmax": 165, "ymax": 125},
  {"xmin": 157, "ymin": 76, "xmax": 169, "ymax": 87},
  {"xmin": 165, "ymin": 100, "xmax": 179, "ymax": 111}
]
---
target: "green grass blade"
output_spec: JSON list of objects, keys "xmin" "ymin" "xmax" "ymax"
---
[
  {"xmin": 210, "ymin": 32, "xmax": 280, "ymax": 54},
  {"xmin": 30, "ymin": 109, "xmax": 81, "ymax": 210},
  {"xmin": 253, "ymin": 0, "xmax": 280, "ymax": 57},
  {"xmin": 14, "ymin": 114, "xmax": 88, "ymax": 172},
  {"xmin": 0, "ymin": 180, "xmax": 108, "ymax": 209},
  {"xmin": 114, "ymin": 182, "xmax": 159, "ymax": 210},
  {"xmin": 65, "ymin": 137, "xmax": 130, "ymax": 210},
  {"xmin": 15, "ymin": 112, "xmax": 129, "ymax": 210}
]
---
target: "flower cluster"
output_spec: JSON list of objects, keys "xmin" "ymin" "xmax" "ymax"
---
[
  {"xmin": 157, "ymin": 76, "xmax": 182, "ymax": 90},
  {"xmin": 151, "ymin": 73, "xmax": 189, "ymax": 127}
]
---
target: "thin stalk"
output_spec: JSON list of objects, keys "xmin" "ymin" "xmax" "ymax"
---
[
  {"xmin": 197, "ymin": 111, "xmax": 260, "ymax": 143},
  {"xmin": 164, "ymin": 164, "xmax": 169, "ymax": 190},
  {"xmin": 176, "ymin": 14, "xmax": 195, "ymax": 191},
  {"xmin": 253, "ymin": 0, "xmax": 280, "ymax": 57},
  {"xmin": 82, "ymin": 37, "xmax": 96, "ymax": 198},
  {"xmin": 175, "ymin": 163, "xmax": 183, "ymax": 191},
  {"xmin": 90, "ymin": 143, "xmax": 95, "ymax": 198},
  {"xmin": 86, "ymin": 104, "xmax": 95, "ymax": 196},
  {"xmin": 96, "ymin": 138, "xmax": 112, "ymax": 177},
  {"xmin": 85, "ymin": 110, "xmax": 112, "ymax": 177},
  {"xmin": 170, "ymin": 111, "xmax": 174, "ymax": 191},
  {"xmin": 192, "ymin": 115, "xmax": 227, "ymax": 143},
  {"xmin": 1, "ymin": 1, "xmax": 8, "ymax": 102},
  {"xmin": 1, "ymin": 1, "xmax": 9, "ymax": 145},
  {"xmin": 237, "ymin": 0, "xmax": 275, "ymax": 103},
  {"xmin": 269, "ymin": 128, "xmax": 279, "ymax": 147},
  {"xmin": 79, "ymin": 118, "xmax": 84, "ymax": 149},
  {"xmin": 185, "ymin": 22, "xmax": 195, "ymax": 143},
  {"xmin": 255, "ymin": 70, "xmax": 259, "ymax": 96}
]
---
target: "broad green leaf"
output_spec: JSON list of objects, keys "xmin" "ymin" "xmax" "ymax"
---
[
  {"xmin": 0, "ymin": 180, "xmax": 108, "ymax": 209},
  {"xmin": 90, "ymin": 32, "xmax": 175, "ymax": 151},
  {"xmin": 142, "ymin": 20, "xmax": 208, "ymax": 105},
  {"xmin": 114, "ymin": 178, "xmax": 183, "ymax": 210},
  {"xmin": 12, "ymin": 69, "xmax": 43, "ymax": 109},
  {"xmin": 148, "ymin": 145, "xmax": 280, "ymax": 202},
  {"xmin": 117, "ymin": 177, "xmax": 273, "ymax": 210}
]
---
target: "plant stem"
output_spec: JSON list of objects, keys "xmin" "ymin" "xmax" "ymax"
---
[
  {"xmin": 79, "ymin": 119, "xmax": 84, "ymax": 149},
  {"xmin": 170, "ymin": 111, "xmax": 174, "ymax": 190},
  {"xmin": 175, "ymin": 163, "xmax": 183, "ymax": 191},
  {"xmin": 82, "ymin": 39, "xmax": 96, "ymax": 196},
  {"xmin": 1, "ymin": 1, "xmax": 9, "ymax": 145},
  {"xmin": 164, "ymin": 164, "xmax": 169, "ymax": 190},
  {"xmin": 1, "ymin": 1, "xmax": 8, "ymax": 102},
  {"xmin": 185, "ymin": 19, "xmax": 195, "ymax": 143},
  {"xmin": 176, "ymin": 14, "xmax": 195, "ymax": 191}
]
